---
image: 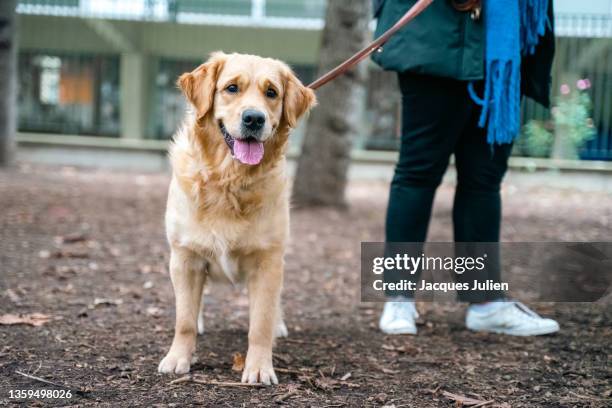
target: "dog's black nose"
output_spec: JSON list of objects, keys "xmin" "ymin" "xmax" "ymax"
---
[{"xmin": 242, "ymin": 109, "xmax": 266, "ymax": 131}]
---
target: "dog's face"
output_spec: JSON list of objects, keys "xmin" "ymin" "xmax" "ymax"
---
[{"xmin": 178, "ymin": 52, "xmax": 316, "ymax": 165}]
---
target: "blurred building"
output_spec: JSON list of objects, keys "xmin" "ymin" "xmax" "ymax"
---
[{"xmin": 14, "ymin": 0, "xmax": 612, "ymax": 162}]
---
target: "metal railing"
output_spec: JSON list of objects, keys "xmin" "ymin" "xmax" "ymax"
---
[
  {"xmin": 556, "ymin": 13, "xmax": 612, "ymax": 38},
  {"xmin": 17, "ymin": 0, "xmax": 327, "ymax": 28}
]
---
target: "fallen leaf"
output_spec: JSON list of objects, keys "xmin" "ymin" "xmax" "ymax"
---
[
  {"xmin": 92, "ymin": 298, "xmax": 123, "ymax": 308},
  {"xmin": 146, "ymin": 306, "xmax": 162, "ymax": 317},
  {"xmin": 232, "ymin": 352, "xmax": 245, "ymax": 372},
  {"xmin": 57, "ymin": 232, "xmax": 88, "ymax": 244},
  {"xmin": 0, "ymin": 313, "xmax": 53, "ymax": 327},
  {"xmin": 440, "ymin": 390, "xmax": 494, "ymax": 407}
]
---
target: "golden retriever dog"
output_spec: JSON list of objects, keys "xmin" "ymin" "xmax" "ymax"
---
[{"xmin": 157, "ymin": 52, "xmax": 316, "ymax": 385}]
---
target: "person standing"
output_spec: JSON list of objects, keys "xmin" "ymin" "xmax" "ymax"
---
[{"xmin": 373, "ymin": 0, "xmax": 560, "ymax": 336}]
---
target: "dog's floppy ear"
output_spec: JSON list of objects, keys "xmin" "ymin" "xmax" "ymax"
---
[
  {"xmin": 177, "ymin": 51, "xmax": 227, "ymax": 123},
  {"xmin": 282, "ymin": 69, "xmax": 317, "ymax": 128}
]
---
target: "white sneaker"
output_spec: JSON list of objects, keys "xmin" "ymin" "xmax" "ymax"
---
[
  {"xmin": 379, "ymin": 298, "xmax": 419, "ymax": 335},
  {"xmin": 466, "ymin": 301, "xmax": 560, "ymax": 336}
]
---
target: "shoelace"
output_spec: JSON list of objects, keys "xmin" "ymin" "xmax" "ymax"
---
[
  {"xmin": 513, "ymin": 301, "xmax": 542, "ymax": 319},
  {"xmin": 505, "ymin": 301, "xmax": 547, "ymax": 327}
]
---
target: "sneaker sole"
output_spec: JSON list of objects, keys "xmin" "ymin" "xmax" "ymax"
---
[
  {"xmin": 467, "ymin": 324, "xmax": 560, "ymax": 337},
  {"xmin": 380, "ymin": 327, "xmax": 417, "ymax": 335}
]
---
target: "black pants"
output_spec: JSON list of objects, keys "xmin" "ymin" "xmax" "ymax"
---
[{"xmin": 384, "ymin": 73, "xmax": 512, "ymax": 302}]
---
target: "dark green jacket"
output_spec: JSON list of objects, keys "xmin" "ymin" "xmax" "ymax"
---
[{"xmin": 372, "ymin": 0, "xmax": 555, "ymax": 107}]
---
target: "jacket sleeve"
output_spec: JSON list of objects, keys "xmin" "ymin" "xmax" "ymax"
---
[
  {"xmin": 373, "ymin": 0, "xmax": 385, "ymax": 18},
  {"xmin": 520, "ymin": 0, "xmax": 555, "ymax": 108}
]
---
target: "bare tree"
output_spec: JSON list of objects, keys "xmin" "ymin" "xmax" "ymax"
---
[
  {"xmin": 292, "ymin": 0, "xmax": 370, "ymax": 207},
  {"xmin": 0, "ymin": 0, "xmax": 18, "ymax": 167}
]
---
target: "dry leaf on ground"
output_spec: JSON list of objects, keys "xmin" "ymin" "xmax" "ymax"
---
[
  {"xmin": 92, "ymin": 298, "xmax": 123, "ymax": 308},
  {"xmin": 441, "ymin": 390, "xmax": 494, "ymax": 407},
  {"xmin": 57, "ymin": 232, "xmax": 88, "ymax": 244},
  {"xmin": 146, "ymin": 306, "xmax": 162, "ymax": 317},
  {"xmin": 231, "ymin": 352, "xmax": 245, "ymax": 372},
  {"xmin": 0, "ymin": 313, "xmax": 53, "ymax": 327}
]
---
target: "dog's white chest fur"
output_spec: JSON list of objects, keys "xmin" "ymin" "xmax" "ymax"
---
[
  {"xmin": 164, "ymin": 176, "xmax": 287, "ymax": 283},
  {"xmin": 164, "ymin": 178, "xmax": 232, "ymax": 277}
]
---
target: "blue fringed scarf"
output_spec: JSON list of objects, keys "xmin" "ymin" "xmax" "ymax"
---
[{"xmin": 468, "ymin": 0, "xmax": 549, "ymax": 145}]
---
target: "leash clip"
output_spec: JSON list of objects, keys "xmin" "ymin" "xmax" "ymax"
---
[{"xmin": 470, "ymin": 6, "xmax": 481, "ymax": 20}]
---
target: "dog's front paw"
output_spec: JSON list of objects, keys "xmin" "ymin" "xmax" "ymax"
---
[
  {"xmin": 241, "ymin": 351, "xmax": 277, "ymax": 385},
  {"xmin": 158, "ymin": 351, "xmax": 193, "ymax": 374}
]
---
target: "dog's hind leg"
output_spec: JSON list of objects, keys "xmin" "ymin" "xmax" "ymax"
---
[
  {"xmin": 275, "ymin": 308, "xmax": 288, "ymax": 338},
  {"xmin": 197, "ymin": 289, "xmax": 205, "ymax": 335}
]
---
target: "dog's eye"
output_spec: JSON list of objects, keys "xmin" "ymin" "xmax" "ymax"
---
[
  {"xmin": 266, "ymin": 88, "xmax": 278, "ymax": 99},
  {"xmin": 226, "ymin": 84, "xmax": 239, "ymax": 94}
]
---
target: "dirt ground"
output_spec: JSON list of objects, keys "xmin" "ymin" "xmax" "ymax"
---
[{"xmin": 0, "ymin": 164, "xmax": 610, "ymax": 407}]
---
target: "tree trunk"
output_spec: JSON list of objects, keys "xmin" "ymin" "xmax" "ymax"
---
[
  {"xmin": 0, "ymin": 0, "xmax": 18, "ymax": 167},
  {"xmin": 292, "ymin": 0, "xmax": 370, "ymax": 207}
]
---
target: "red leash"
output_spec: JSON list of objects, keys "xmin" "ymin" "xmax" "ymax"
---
[{"xmin": 307, "ymin": 0, "xmax": 434, "ymax": 90}]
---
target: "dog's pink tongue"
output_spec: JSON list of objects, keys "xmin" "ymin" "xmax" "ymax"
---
[{"xmin": 234, "ymin": 139, "xmax": 264, "ymax": 165}]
